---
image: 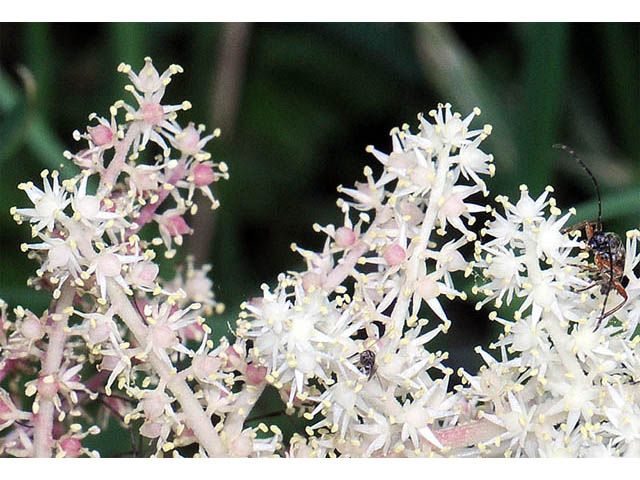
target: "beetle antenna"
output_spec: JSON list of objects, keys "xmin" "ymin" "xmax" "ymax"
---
[{"xmin": 553, "ymin": 143, "xmax": 602, "ymax": 230}]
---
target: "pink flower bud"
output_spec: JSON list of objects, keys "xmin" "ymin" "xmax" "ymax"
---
[
  {"xmin": 416, "ymin": 275, "xmax": 440, "ymax": 301},
  {"xmin": 95, "ymin": 252, "xmax": 122, "ymax": 278},
  {"xmin": 335, "ymin": 226, "xmax": 356, "ymax": 247},
  {"xmin": 176, "ymin": 124, "xmax": 201, "ymax": 156},
  {"xmin": 388, "ymin": 151, "xmax": 413, "ymax": 169},
  {"xmin": 88, "ymin": 322, "xmax": 110, "ymax": 345},
  {"xmin": 140, "ymin": 421, "xmax": 162, "ymax": 439},
  {"xmin": 60, "ymin": 437, "xmax": 82, "ymax": 458},
  {"xmin": 0, "ymin": 399, "xmax": 10, "ymax": 416},
  {"xmin": 89, "ymin": 125, "xmax": 113, "ymax": 146},
  {"xmin": 193, "ymin": 164, "xmax": 216, "ymax": 186},
  {"xmin": 182, "ymin": 322, "xmax": 205, "ymax": 341},
  {"xmin": 383, "ymin": 244, "xmax": 406, "ymax": 266},
  {"xmin": 441, "ymin": 193, "xmax": 467, "ymax": 219},
  {"xmin": 130, "ymin": 166, "xmax": 159, "ymax": 191},
  {"xmin": 48, "ymin": 244, "xmax": 73, "ymax": 270},
  {"xmin": 409, "ymin": 165, "xmax": 433, "ymax": 189},
  {"xmin": 245, "ymin": 363, "xmax": 267, "ymax": 385},
  {"xmin": 229, "ymin": 432, "xmax": 253, "ymax": 457},
  {"xmin": 185, "ymin": 273, "xmax": 212, "ymax": 302},
  {"xmin": 399, "ymin": 202, "xmax": 423, "ymax": 227},
  {"xmin": 225, "ymin": 345, "xmax": 243, "ymax": 369},
  {"xmin": 167, "ymin": 215, "xmax": 192, "ymax": 236},
  {"xmin": 74, "ymin": 195, "xmax": 101, "ymax": 220},
  {"xmin": 130, "ymin": 262, "xmax": 159, "ymax": 287},
  {"xmin": 142, "ymin": 391, "xmax": 170, "ymax": 420},
  {"xmin": 21, "ymin": 316, "xmax": 44, "ymax": 340},
  {"xmin": 99, "ymin": 355, "xmax": 120, "ymax": 372}
]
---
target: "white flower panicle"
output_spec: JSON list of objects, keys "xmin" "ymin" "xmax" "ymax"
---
[
  {"xmin": 459, "ymin": 185, "xmax": 640, "ymax": 457},
  {"xmin": 237, "ymin": 103, "xmax": 496, "ymax": 456}
]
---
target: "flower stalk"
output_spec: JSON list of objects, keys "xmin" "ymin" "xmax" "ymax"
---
[{"xmin": 33, "ymin": 283, "xmax": 76, "ymax": 457}]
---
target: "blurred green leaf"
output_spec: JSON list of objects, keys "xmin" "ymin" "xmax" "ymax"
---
[
  {"xmin": 414, "ymin": 23, "xmax": 518, "ymax": 186},
  {"xmin": 244, "ymin": 385, "xmax": 312, "ymax": 447},
  {"xmin": 107, "ymin": 23, "xmax": 147, "ymax": 101},
  {"xmin": 598, "ymin": 24, "xmax": 640, "ymax": 171},
  {"xmin": 82, "ymin": 414, "xmax": 133, "ymax": 457},
  {"xmin": 513, "ymin": 23, "xmax": 569, "ymax": 194},
  {"xmin": 320, "ymin": 23, "xmax": 423, "ymax": 85},
  {"xmin": 26, "ymin": 23, "xmax": 54, "ymax": 122},
  {"xmin": 0, "ymin": 65, "xmax": 75, "ymax": 173},
  {"xmin": 572, "ymin": 187, "xmax": 640, "ymax": 225},
  {"xmin": 0, "ymin": 67, "xmax": 19, "ymax": 110},
  {"xmin": 28, "ymin": 114, "xmax": 76, "ymax": 173},
  {"xmin": 0, "ymin": 95, "xmax": 30, "ymax": 163}
]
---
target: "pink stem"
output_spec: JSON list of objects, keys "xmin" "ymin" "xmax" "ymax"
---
[
  {"xmin": 100, "ymin": 123, "xmax": 140, "ymax": 192},
  {"xmin": 434, "ymin": 419, "xmax": 505, "ymax": 450},
  {"xmin": 107, "ymin": 280, "xmax": 224, "ymax": 457},
  {"xmin": 324, "ymin": 240, "xmax": 371, "ymax": 292},
  {"xmin": 33, "ymin": 283, "xmax": 76, "ymax": 457},
  {"xmin": 222, "ymin": 383, "xmax": 266, "ymax": 440}
]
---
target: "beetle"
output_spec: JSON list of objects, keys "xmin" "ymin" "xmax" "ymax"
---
[{"xmin": 553, "ymin": 143, "xmax": 628, "ymax": 329}]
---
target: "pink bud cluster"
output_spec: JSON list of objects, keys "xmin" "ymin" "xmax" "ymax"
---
[{"xmin": 0, "ymin": 58, "xmax": 278, "ymax": 458}]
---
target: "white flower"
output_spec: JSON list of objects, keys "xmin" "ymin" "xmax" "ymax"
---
[
  {"xmin": 435, "ymin": 183, "xmax": 486, "ymax": 239},
  {"xmin": 85, "ymin": 245, "xmax": 143, "ymax": 300},
  {"xmin": 118, "ymin": 57, "xmax": 190, "ymax": 156},
  {"xmin": 138, "ymin": 301, "xmax": 202, "ymax": 366},
  {"xmin": 22, "ymin": 234, "xmax": 83, "ymax": 287},
  {"xmin": 452, "ymin": 134, "xmax": 495, "ymax": 192},
  {"xmin": 505, "ymin": 185, "xmax": 553, "ymax": 224},
  {"xmin": 350, "ymin": 412, "xmax": 393, "ymax": 457},
  {"xmin": 71, "ymin": 173, "xmax": 126, "ymax": 232},
  {"xmin": 12, "ymin": 170, "xmax": 70, "ymax": 234},
  {"xmin": 419, "ymin": 103, "xmax": 485, "ymax": 151}
]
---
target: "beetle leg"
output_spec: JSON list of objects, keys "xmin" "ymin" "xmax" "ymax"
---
[
  {"xmin": 573, "ymin": 282, "xmax": 600, "ymax": 293},
  {"xmin": 594, "ymin": 280, "xmax": 628, "ymax": 330}
]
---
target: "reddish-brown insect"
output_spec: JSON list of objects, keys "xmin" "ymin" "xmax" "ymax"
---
[{"xmin": 554, "ymin": 144, "xmax": 628, "ymax": 329}]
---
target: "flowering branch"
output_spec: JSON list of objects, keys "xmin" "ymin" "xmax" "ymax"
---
[
  {"xmin": 106, "ymin": 281, "xmax": 224, "ymax": 457},
  {"xmin": 2, "ymin": 57, "xmax": 269, "ymax": 458}
]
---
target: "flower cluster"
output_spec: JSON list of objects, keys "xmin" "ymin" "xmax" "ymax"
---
[
  {"xmin": 0, "ymin": 58, "xmax": 277, "ymax": 458},
  {"xmin": 236, "ymin": 104, "xmax": 496, "ymax": 456},
  {"xmin": 1, "ymin": 57, "xmax": 639, "ymax": 457},
  {"xmin": 455, "ymin": 189, "xmax": 640, "ymax": 457}
]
